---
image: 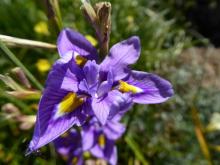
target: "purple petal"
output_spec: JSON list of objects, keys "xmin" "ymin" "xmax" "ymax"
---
[
  {"xmin": 104, "ymin": 120, "xmax": 125, "ymax": 140},
  {"xmin": 57, "ymin": 28, "xmax": 98, "ymax": 60},
  {"xmin": 26, "ymin": 87, "xmax": 86, "ymax": 154},
  {"xmin": 54, "ymin": 129, "xmax": 81, "ymax": 155},
  {"xmin": 96, "ymin": 70, "xmax": 114, "ymax": 98},
  {"xmin": 96, "ymin": 80, "xmax": 112, "ymax": 98},
  {"xmin": 79, "ymin": 61, "xmax": 99, "ymax": 96},
  {"xmin": 82, "ymin": 98, "xmax": 93, "ymax": 116},
  {"xmin": 61, "ymin": 69, "xmax": 78, "ymax": 91},
  {"xmin": 46, "ymin": 53, "xmax": 82, "ymax": 92},
  {"xmin": 101, "ymin": 36, "xmax": 140, "ymax": 80},
  {"xmin": 92, "ymin": 90, "xmax": 130, "ymax": 125},
  {"xmin": 90, "ymin": 144, "xmax": 104, "ymax": 158},
  {"xmin": 54, "ymin": 129, "xmax": 84, "ymax": 165},
  {"xmin": 107, "ymin": 92, "xmax": 133, "ymax": 119},
  {"xmin": 83, "ymin": 60, "xmax": 99, "ymax": 88},
  {"xmin": 91, "ymin": 97, "xmax": 111, "ymax": 125},
  {"xmin": 78, "ymin": 79, "xmax": 89, "ymax": 92},
  {"xmin": 108, "ymin": 145, "xmax": 117, "ymax": 165},
  {"xmin": 104, "ymin": 140, "xmax": 117, "ymax": 165},
  {"xmin": 126, "ymin": 70, "xmax": 174, "ymax": 104},
  {"xmin": 81, "ymin": 126, "xmax": 95, "ymax": 151},
  {"xmin": 90, "ymin": 139, "xmax": 117, "ymax": 165}
]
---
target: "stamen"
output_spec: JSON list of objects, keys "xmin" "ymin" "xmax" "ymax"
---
[
  {"xmin": 98, "ymin": 134, "xmax": 105, "ymax": 148},
  {"xmin": 118, "ymin": 80, "xmax": 143, "ymax": 94}
]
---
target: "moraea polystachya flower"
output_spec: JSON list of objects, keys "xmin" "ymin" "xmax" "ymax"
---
[
  {"xmin": 54, "ymin": 116, "xmax": 124, "ymax": 165},
  {"xmin": 54, "ymin": 129, "xmax": 83, "ymax": 165},
  {"xmin": 82, "ymin": 116, "xmax": 125, "ymax": 165},
  {"xmin": 27, "ymin": 28, "xmax": 173, "ymax": 156}
]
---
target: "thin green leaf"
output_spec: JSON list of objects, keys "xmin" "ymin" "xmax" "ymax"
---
[
  {"xmin": 125, "ymin": 136, "xmax": 150, "ymax": 165},
  {"xmin": 0, "ymin": 40, "xmax": 43, "ymax": 90}
]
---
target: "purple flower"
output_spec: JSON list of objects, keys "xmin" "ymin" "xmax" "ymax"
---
[
  {"xmin": 54, "ymin": 129, "xmax": 83, "ymax": 165},
  {"xmin": 27, "ymin": 28, "xmax": 173, "ymax": 154},
  {"xmin": 81, "ymin": 116, "xmax": 125, "ymax": 165},
  {"xmin": 27, "ymin": 28, "xmax": 132, "ymax": 154},
  {"xmin": 54, "ymin": 116, "xmax": 124, "ymax": 165},
  {"xmin": 100, "ymin": 36, "xmax": 174, "ymax": 104}
]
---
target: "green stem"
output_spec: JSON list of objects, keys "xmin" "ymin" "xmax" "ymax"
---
[
  {"xmin": 191, "ymin": 106, "xmax": 213, "ymax": 165},
  {"xmin": 0, "ymin": 40, "xmax": 43, "ymax": 90},
  {"xmin": 50, "ymin": 0, "xmax": 63, "ymax": 30},
  {"xmin": 125, "ymin": 136, "xmax": 150, "ymax": 165},
  {"xmin": 44, "ymin": 0, "xmax": 63, "ymax": 33}
]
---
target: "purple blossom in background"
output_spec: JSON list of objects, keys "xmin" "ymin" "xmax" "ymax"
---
[
  {"xmin": 82, "ymin": 116, "xmax": 125, "ymax": 165},
  {"xmin": 54, "ymin": 129, "xmax": 83, "ymax": 165},
  {"xmin": 54, "ymin": 116, "xmax": 124, "ymax": 165},
  {"xmin": 27, "ymin": 28, "xmax": 173, "ymax": 164}
]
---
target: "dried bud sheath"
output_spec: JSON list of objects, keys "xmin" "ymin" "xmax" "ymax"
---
[
  {"xmin": 81, "ymin": 1, "xmax": 111, "ymax": 59},
  {"xmin": 12, "ymin": 67, "xmax": 31, "ymax": 89}
]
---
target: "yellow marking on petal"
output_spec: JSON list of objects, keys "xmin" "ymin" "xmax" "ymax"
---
[
  {"xmin": 57, "ymin": 92, "xmax": 84, "ymax": 116},
  {"xmin": 85, "ymin": 35, "xmax": 98, "ymax": 46},
  {"xmin": 118, "ymin": 80, "xmax": 143, "ymax": 94},
  {"xmin": 71, "ymin": 157, "xmax": 78, "ymax": 165},
  {"xmin": 98, "ymin": 134, "xmax": 106, "ymax": 148},
  {"xmin": 36, "ymin": 59, "xmax": 51, "ymax": 73},
  {"xmin": 74, "ymin": 54, "xmax": 87, "ymax": 66}
]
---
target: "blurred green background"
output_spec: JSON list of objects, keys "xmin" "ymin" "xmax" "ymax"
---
[{"xmin": 0, "ymin": 0, "xmax": 220, "ymax": 164}]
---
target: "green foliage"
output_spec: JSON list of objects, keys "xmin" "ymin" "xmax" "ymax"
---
[{"xmin": 0, "ymin": 0, "xmax": 219, "ymax": 165}]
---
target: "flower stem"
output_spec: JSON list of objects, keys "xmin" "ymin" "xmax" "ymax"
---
[
  {"xmin": 0, "ymin": 40, "xmax": 43, "ymax": 90},
  {"xmin": 125, "ymin": 136, "xmax": 150, "ymax": 165},
  {"xmin": 0, "ymin": 34, "xmax": 56, "ymax": 49}
]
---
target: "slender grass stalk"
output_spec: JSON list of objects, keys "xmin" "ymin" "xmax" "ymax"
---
[
  {"xmin": 44, "ymin": 0, "xmax": 63, "ymax": 33},
  {"xmin": 50, "ymin": 0, "xmax": 63, "ymax": 30},
  {"xmin": 125, "ymin": 136, "xmax": 150, "ymax": 165},
  {"xmin": 191, "ymin": 106, "xmax": 213, "ymax": 165},
  {"xmin": 0, "ymin": 35, "xmax": 56, "ymax": 49},
  {"xmin": 0, "ymin": 40, "xmax": 43, "ymax": 90},
  {"xmin": 49, "ymin": 143, "xmax": 57, "ymax": 165},
  {"xmin": 189, "ymin": 47, "xmax": 214, "ymax": 165}
]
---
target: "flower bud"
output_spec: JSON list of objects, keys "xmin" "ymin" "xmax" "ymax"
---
[{"xmin": 11, "ymin": 67, "xmax": 31, "ymax": 89}]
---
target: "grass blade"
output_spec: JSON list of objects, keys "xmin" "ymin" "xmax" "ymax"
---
[{"xmin": 0, "ymin": 40, "xmax": 43, "ymax": 90}]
